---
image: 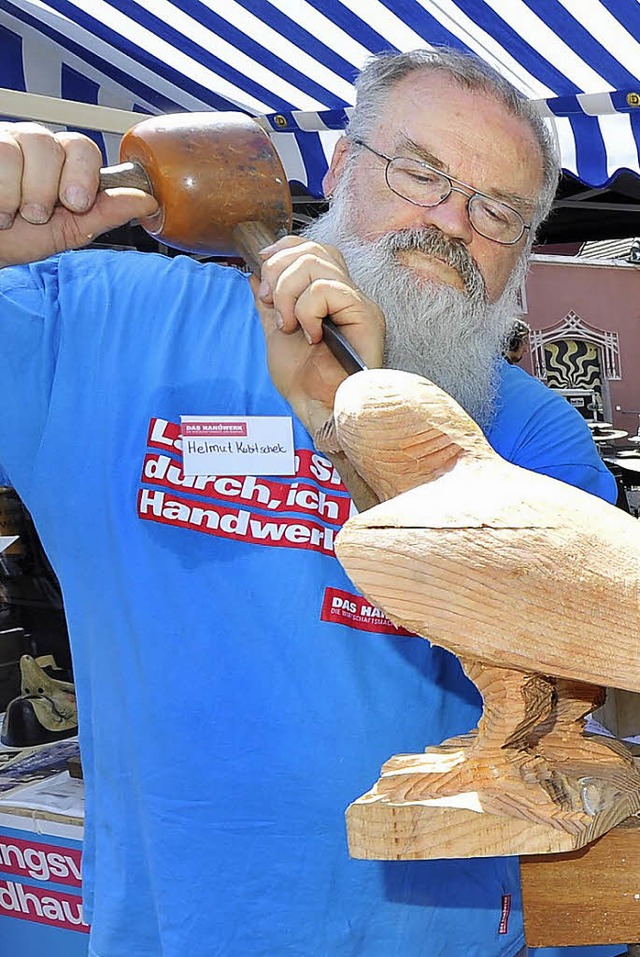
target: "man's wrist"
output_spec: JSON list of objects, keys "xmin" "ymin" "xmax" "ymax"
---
[{"xmin": 289, "ymin": 393, "xmax": 338, "ymax": 438}]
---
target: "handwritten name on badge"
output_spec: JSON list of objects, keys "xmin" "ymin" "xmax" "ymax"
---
[{"xmin": 180, "ymin": 416, "xmax": 295, "ymax": 476}]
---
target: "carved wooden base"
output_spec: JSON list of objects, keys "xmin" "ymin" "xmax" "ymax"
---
[{"xmin": 347, "ymin": 660, "xmax": 640, "ymax": 859}]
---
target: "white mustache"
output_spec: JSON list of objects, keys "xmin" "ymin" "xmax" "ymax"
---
[{"xmin": 383, "ymin": 227, "xmax": 485, "ymax": 299}]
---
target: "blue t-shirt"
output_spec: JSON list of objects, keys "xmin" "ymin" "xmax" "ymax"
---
[{"xmin": 0, "ymin": 250, "xmax": 617, "ymax": 957}]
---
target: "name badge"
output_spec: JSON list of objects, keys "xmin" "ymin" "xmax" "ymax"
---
[{"xmin": 181, "ymin": 415, "xmax": 295, "ymax": 476}]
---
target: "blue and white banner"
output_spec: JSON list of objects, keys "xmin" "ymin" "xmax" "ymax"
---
[{"xmin": 1, "ymin": 0, "xmax": 640, "ymax": 197}]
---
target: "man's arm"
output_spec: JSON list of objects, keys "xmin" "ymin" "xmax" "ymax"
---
[
  {"xmin": 0, "ymin": 121, "xmax": 386, "ymax": 424},
  {"xmin": 251, "ymin": 237, "xmax": 387, "ymax": 510},
  {"xmin": 0, "ymin": 121, "xmax": 386, "ymax": 409},
  {"xmin": 0, "ymin": 123, "xmax": 388, "ymax": 507}
]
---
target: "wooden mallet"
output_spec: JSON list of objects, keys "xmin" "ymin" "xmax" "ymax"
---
[{"xmin": 99, "ymin": 111, "xmax": 365, "ymax": 375}]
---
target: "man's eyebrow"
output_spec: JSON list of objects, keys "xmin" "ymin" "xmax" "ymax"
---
[
  {"xmin": 398, "ymin": 135, "xmax": 446, "ymax": 170},
  {"xmin": 397, "ymin": 135, "xmax": 537, "ymax": 217}
]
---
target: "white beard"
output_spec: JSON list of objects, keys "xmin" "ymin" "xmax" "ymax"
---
[{"xmin": 303, "ymin": 186, "xmax": 527, "ymax": 431}]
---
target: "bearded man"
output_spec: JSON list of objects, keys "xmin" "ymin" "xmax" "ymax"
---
[{"xmin": 0, "ymin": 47, "xmax": 615, "ymax": 957}]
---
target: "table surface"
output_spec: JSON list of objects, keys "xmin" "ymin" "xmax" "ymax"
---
[
  {"xmin": 605, "ymin": 456, "xmax": 640, "ymax": 474},
  {"xmin": 593, "ymin": 430, "xmax": 629, "ymax": 442}
]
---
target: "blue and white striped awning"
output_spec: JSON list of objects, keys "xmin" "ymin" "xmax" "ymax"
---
[{"xmin": 1, "ymin": 0, "xmax": 640, "ymax": 199}]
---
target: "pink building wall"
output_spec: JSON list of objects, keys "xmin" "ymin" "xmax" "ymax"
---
[{"xmin": 520, "ymin": 255, "xmax": 640, "ymax": 433}]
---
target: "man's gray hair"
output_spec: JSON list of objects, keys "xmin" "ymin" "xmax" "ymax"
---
[{"xmin": 345, "ymin": 47, "xmax": 560, "ymax": 242}]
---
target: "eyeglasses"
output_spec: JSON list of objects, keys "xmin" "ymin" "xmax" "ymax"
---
[{"xmin": 352, "ymin": 138, "xmax": 531, "ymax": 246}]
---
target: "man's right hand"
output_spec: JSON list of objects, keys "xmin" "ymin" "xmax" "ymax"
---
[
  {"xmin": 0, "ymin": 122, "xmax": 159, "ymax": 267},
  {"xmin": 252, "ymin": 235, "xmax": 385, "ymax": 438}
]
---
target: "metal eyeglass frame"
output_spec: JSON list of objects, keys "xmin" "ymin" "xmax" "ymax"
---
[{"xmin": 352, "ymin": 138, "xmax": 532, "ymax": 246}]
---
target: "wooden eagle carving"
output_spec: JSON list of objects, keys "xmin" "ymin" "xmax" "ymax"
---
[{"xmin": 328, "ymin": 369, "xmax": 640, "ymax": 860}]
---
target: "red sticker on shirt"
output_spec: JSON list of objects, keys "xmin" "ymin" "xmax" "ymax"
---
[{"xmin": 321, "ymin": 587, "xmax": 413, "ymax": 635}]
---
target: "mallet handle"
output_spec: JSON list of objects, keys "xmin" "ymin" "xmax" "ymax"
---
[
  {"xmin": 98, "ymin": 172, "xmax": 365, "ymax": 376},
  {"xmin": 99, "ymin": 161, "xmax": 153, "ymax": 195}
]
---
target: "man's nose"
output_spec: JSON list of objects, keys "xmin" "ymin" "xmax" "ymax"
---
[{"xmin": 415, "ymin": 190, "xmax": 474, "ymax": 245}]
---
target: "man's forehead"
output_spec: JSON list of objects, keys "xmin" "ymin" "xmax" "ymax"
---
[{"xmin": 374, "ymin": 75, "xmax": 543, "ymax": 211}]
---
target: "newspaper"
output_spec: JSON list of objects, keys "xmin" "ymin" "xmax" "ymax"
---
[
  {"xmin": 0, "ymin": 737, "xmax": 80, "ymax": 796},
  {"xmin": 0, "ymin": 770, "xmax": 84, "ymax": 819}
]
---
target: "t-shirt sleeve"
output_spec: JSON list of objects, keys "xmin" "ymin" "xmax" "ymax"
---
[
  {"xmin": 0, "ymin": 250, "xmax": 258, "ymax": 504},
  {"xmin": 489, "ymin": 363, "xmax": 617, "ymax": 505},
  {"xmin": 0, "ymin": 258, "xmax": 62, "ymax": 497}
]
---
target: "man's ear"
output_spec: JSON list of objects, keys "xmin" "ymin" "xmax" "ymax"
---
[{"xmin": 322, "ymin": 137, "xmax": 350, "ymax": 198}]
